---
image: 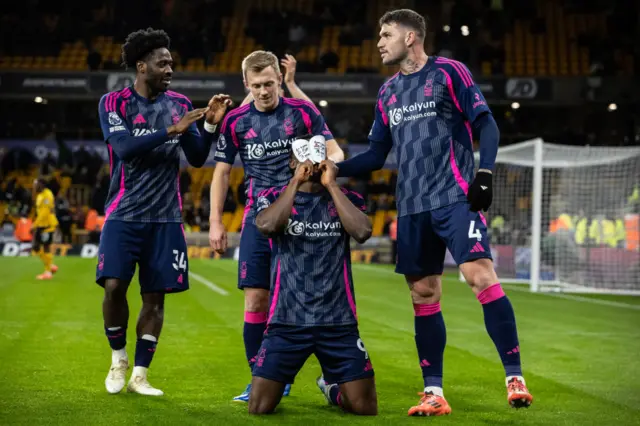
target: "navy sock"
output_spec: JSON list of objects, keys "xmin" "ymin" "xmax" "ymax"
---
[
  {"xmin": 244, "ymin": 312, "xmax": 267, "ymax": 370},
  {"xmin": 413, "ymin": 303, "xmax": 446, "ymax": 389},
  {"xmin": 105, "ymin": 326, "xmax": 127, "ymax": 350},
  {"xmin": 329, "ymin": 384, "xmax": 342, "ymax": 406},
  {"xmin": 477, "ymin": 284, "xmax": 522, "ymax": 377},
  {"xmin": 134, "ymin": 335, "xmax": 158, "ymax": 368}
]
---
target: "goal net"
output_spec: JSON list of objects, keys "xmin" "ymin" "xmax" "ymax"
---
[{"xmin": 482, "ymin": 138, "xmax": 640, "ymax": 294}]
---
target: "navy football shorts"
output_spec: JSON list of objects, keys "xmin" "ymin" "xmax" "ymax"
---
[
  {"xmin": 238, "ymin": 218, "xmax": 272, "ymax": 290},
  {"xmin": 96, "ymin": 220, "xmax": 189, "ymax": 293},
  {"xmin": 252, "ymin": 324, "xmax": 374, "ymax": 385},
  {"xmin": 396, "ymin": 201, "xmax": 492, "ymax": 276}
]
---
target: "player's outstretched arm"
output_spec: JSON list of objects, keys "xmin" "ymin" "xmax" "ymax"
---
[
  {"xmin": 319, "ymin": 160, "xmax": 372, "ymax": 244},
  {"xmin": 336, "ymin": 138, "xmax": 390, "ymax": 177},
  {"xmin": 281, "ymin": 54, "xmax": 313, "ymax": 103},
  {"xmin": 209, "ymin": 162, "xmax": 232, "ymax": 253},
  {"xmin": 336, "ymin": 96, "xmax": 393, "ymax": 177},
  {"xmin": 256, "ymin": 161, "xmax": 313, "ymax": 236},
  {"xmin": 98, "ymin": 94, "xmax": 206, "ymax": 161},
  {"xmin": 181, "ymin": 94, "xmax": 233, "ymax": 168}
]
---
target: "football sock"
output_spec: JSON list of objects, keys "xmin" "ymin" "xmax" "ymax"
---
[
  {"xmin": 414, "ymin": 303, "xmax": 446, "ymax": 392},
  {"xmin": 329, "ymin": 385, "xmax": 342, "ymax": 406},
  {"xmin": 134, "ymin": 334, "xmax": 158, "ymax": 369},
  {"xmin": 43, "ymin": 252, "xmax": 53, "ymax": 272},
  {"xmin": 105, "ymin": 326, "xmax": 127, "ymax": 351},
  {"xmin": 244, "ymin": 311, "xmax": 267, "ymax": 370},
  {"xmin": 477, "ymin": 284, "xmax": 522, "ymax": 377}
]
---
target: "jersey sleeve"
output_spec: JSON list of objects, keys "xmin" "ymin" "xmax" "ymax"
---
[
  {"xmin": 98, "ymin": 93, "xmax": 130, "ymax": 141},
  {"xmin": 183, "ymin": 98, "xmax": 201, "ymax": 138},
  {"xmin": 214, "ymin": 111, "xmax": 239, "ymax": 164},
  {"xmin": 450, "ymin": 62, "xmax": 492, "ymax": 123},
  {"xmin": 344, "ymin": 189, "xmax": 367, "ymax": 212},
  {"xmin": 255, "ymin": 187, "xmax": 281, "ymax": 213}
]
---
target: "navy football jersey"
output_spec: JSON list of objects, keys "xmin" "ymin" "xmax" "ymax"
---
[
  {"xmin": 214, "ymin": 98, "xmax": 334, "ymax": 222},
  {"xmin": 256, "ymin": 187, "xmax": 366, "ymax": 327},
  {"xmin": 98, "ymin": 87, "xmax": 200, "ymax": 222},
  {"xmin": 369, "ymin": 56, "xmax": 492, "ymax": 216}
]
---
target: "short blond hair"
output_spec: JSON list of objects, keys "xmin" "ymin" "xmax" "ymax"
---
[{"xmin": 242, "ymin": 50, "xmax": 280, "ymax": 80}]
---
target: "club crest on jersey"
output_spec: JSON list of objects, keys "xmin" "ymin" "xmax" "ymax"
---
[
  {"xmin": 108, "ymin": 111, "xmax": 122, "ymax": 126},
  {"xmin": 424, "ymin": 79, "xmax": 433, "ymax": 97},
  {"xmin": 284, "ymin": 118, "xmax": 294, "ymax": 136},
  {"xmin": 327, "ymin": 201, "xmax": 338, "ymax": 217},
  {"xmin": 171, "ymin": 109, "xmax": 181, "ymax": 124}
]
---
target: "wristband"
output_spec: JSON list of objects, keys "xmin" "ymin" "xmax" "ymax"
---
[{"xmin": 204, "ymin": 122, "xmax": 217, "ymax": 133}]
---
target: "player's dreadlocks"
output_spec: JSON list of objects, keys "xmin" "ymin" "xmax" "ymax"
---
[{"xmin": 121, "ymin": 28, "xmax": 171, "ymax": 69}]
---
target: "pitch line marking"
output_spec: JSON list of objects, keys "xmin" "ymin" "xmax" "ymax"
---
[{"xmin": 188, "ymin": 271, "xmax": 229, "ymax": 296}]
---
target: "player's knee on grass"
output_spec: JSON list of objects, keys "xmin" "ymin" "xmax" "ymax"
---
[
  {"xmin": 406, "ymin": 275, "xmax": 442, "ymax": 304},
  {"xmin": 340, "ymin": 378, "xmax": 378, "ymax": 416},
  {"xmin": 248, "ymin": 377, "xmax": 284, "ymax": 414},
  {"xmin": 244, "ymin": 288, "xmax": 269, "ymax": 312},
  {"xmin": 460, "ymin": 258, "xmax": 499, "ymax": 295}
]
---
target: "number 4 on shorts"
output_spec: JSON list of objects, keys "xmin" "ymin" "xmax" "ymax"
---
[{"xmin": 468, "ymin": 220, "xmax": 482, "ymax": 241}]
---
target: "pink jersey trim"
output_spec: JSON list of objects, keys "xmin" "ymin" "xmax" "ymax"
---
[
  {"xmin": 449, "ymin": 139, "xmax": 469, "ymax": 195},
  {"xmin": 104, "ymin": 164, "xmax": 125, "ymax": 221},
  {"xmin": 343, "ymin": 259, "xmax": 357, "ymax": 320}
]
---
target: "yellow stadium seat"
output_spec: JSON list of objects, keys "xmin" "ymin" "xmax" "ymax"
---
[{"xmin": 372, "ymin": 210, "xmax": 387, "ymax": 236}]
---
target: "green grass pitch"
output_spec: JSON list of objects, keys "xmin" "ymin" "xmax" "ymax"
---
[{"xmin": 1, "ymin": 257, "xmax": 639, "ymax": 425}]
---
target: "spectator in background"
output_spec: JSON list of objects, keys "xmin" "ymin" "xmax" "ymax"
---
[
  {"xmin": 56, "ymin": 197, "xmax": 73, "ymax": 244},
  {"xmin": 87, "ymin": 47, "xmax": 102, "ymax": 70}
]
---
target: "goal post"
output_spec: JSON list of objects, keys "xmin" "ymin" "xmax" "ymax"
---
[{"xmin": 474, "ymin": 138, "xmax": 640, "ymax": 295}]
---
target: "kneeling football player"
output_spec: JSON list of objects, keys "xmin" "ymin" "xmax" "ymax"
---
[{"xmin": 249, "ymin": 137, "xmax": 377, "ymax": 415}]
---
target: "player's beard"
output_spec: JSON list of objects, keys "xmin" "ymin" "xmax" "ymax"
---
[{"xmin": 383, "ymin": 50, "xmax": 406, "ymax": 66}]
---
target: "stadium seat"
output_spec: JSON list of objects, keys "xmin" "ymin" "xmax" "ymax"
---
[{"xmin": 372, "ymin": 210, "xmax": 387, "ymax": 236}]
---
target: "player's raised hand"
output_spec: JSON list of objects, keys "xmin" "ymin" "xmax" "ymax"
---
[
  {"xmin": 280, "ymin": 54, "xmax": 297, "ymax": 84},
  {"xmin": 319, "ymin": 159, "xmax": 338, "ymax": 188},
  {"xmin": 209, "ymin": 221, "xmax": 227, "ymax": 254},
  {"xmin": 293, "ymin": 160, "xmax": 314, "ymax": 185},
  {"xmin": 206, "ymin": 94, "xmax": 233, "ymax": 125},
  {"xmin": 170, "ymin": 107, "xmax": 209, "ymax": 135}
]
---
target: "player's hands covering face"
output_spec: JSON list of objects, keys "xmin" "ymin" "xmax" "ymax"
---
[
  {"xmin": 293, "ymin": 160, "xmax": 314, "ymax": 184},
  {"xmin": 206, "ymin": 94, "xmax": 233, "ymax": 125},
  {"xmin": 319, "ymin": 159, "xmax": 338, "ymax": 187}
]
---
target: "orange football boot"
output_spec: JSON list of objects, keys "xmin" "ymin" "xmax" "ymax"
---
[
  {"xmin": 408, "ymin": 392, "xmax": 452, "ymax": 416},
  {"xmin": 507, "ymin": 377, "xmax": 533, "ymax": 408}
]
